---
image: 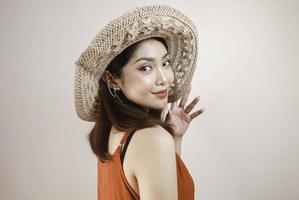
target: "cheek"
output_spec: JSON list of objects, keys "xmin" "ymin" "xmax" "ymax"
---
[{"xmin": 122, "ymin": 75, "xmax": 153, "ymax": 95}]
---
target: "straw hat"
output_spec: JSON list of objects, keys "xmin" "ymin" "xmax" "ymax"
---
[{"xmin": 74, "ymin": 4, "xmax": 199, "ymax": 122}]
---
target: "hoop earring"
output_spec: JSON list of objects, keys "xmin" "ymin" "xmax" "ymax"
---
[
  {"xmin": 107, "ymin": 83, "xmax": 118, "ymax": 97},
  {"xmin": 107, "ymin": 82, "xmax": 126, "ymax": 104}
]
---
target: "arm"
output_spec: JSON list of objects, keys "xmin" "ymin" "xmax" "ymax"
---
[
  {"xmin": 173, "ymin": 136, "xmax": 182, "ymax": 156},
  {"xmin": 132, "ymin": 126, "xmax": 178, "ymax": 200}
]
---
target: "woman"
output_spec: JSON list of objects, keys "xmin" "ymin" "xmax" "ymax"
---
[{"xmin": 74, "ymin": 5, "xmax": 205, "ymax": 200}]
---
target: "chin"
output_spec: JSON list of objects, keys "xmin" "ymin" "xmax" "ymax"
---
[
  {"xmin": 150, "ymin": 103, "xmax": 167, "ymax": 110},
  {"xmin": 142, "ymin": 99, "xmax": 168, "ymax": 110}
]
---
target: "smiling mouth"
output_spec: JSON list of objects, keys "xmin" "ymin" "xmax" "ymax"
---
[
  {"xmin": 152, "ymin": 90, "xmax": 168, "ymax": 98},
  {"xmin": 152, "ymin": 89, "xmax": 168, "ymax": 94}
]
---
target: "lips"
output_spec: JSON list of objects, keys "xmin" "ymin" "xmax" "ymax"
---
[
  {"xmin": 152, "ymin": 89, "xmax": 168, "ymax": 94},
  {"xmin": 152, "ymin": 89, "xmax": 168, "ymax": 98}
]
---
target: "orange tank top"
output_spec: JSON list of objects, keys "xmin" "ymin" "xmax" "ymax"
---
[{"xmin": 97, "ymin": 130, "xmax": 195, "ymax": 200}]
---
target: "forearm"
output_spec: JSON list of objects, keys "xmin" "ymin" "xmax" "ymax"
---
[{"xmin": 173, "ymin": 136, "xmax": 182, "ymax": 156}]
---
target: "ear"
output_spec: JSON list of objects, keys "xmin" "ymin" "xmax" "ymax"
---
[{"xmin": 102, "ymin": 71, "xmax": 122, "ymax": 89}]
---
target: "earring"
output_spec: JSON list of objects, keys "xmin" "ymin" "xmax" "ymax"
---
[{"xmin": 107, "ymin": 82, "xmax": 119, "ymax": 98}]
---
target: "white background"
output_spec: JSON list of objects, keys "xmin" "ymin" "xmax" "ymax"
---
[{"xmin": 0, "ymin": 0, "xmax": 298, "ymax": 199}]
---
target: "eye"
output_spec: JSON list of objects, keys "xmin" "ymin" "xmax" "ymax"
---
[
  {"xmin": 163, "ymin": 59, "xmax": 171, "ymax": 67},
  {"xmin": 139, "ymin": 64, "xmax": 152, "ymax": 72}
]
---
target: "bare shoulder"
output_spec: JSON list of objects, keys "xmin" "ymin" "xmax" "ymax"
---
[
  {"xmin": 129, "ymin": 126, "xmax": 178, "ymax": 199},
  {"xmin": 134, "ymin": 125, "xmax": 174, "ymax": 147},
  {"xmin": 130, "ymin": 126, "xmax": 175, "ymax": 159}
]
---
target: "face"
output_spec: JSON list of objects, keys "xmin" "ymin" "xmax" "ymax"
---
[{"xmin": 114, "ymin": 38, "xmax": 174, "ymax": 110}]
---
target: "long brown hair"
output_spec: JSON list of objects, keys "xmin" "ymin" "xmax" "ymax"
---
[{"xmin": 88, "ymin": 37, "xmax": 175, "ymax": 162}]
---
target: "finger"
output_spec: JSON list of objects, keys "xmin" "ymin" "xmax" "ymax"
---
[
  {"xmin": 178, "ymin": 85, "xmax": 191, "ymax": 108},
  {"xmin": 165, "ymin": 110, "xmax": 172, "ymax": 119},
  {"xmin": 168, "ymin": 110, "xmax": 173, "ymax": 117},
  {"xmin": 170, "ymin": 102, "xmax": 174, "ymax": 110},
  {"xmin": 170, "ymin": 99, "xmax": 179, "ymax": 109},
  {"xmin": 190, "ymin": 108, "xmax": 205, "ymax": 120},
  {"xmin": 185, "ymin": 96, "xmax": 200, "ymax": 114}
]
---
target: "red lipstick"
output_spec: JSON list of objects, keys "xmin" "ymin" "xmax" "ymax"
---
[{"xmin": 152, "ymin": 89, "xmax": 168, "ymax": 98}]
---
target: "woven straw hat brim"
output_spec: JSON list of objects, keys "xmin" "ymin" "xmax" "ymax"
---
[{"xmin": 74, "ymin": 5, "xmax": 199, "ymax": 122}]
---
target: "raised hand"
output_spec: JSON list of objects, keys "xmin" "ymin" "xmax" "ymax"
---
[{"xmin": 165, "ymin": 84, "xmax": 205, "ymax": 138}]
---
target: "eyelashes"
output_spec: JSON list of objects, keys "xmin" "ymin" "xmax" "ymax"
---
[{"xmin": 139, "ymin": 59, "xmax": 172, "ymax": 72}]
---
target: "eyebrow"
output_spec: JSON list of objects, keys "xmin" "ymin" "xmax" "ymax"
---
[{"xmin": 133, "ymin": 52, "xmax": 169, "ymax": 64}]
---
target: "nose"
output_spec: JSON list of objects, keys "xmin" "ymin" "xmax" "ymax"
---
[{"xmin": 155, "ymin": 67, "xmax": 168, "ymax": 86}]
